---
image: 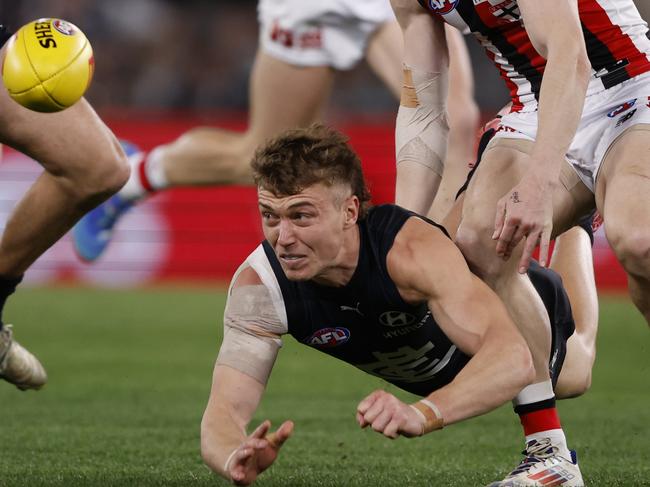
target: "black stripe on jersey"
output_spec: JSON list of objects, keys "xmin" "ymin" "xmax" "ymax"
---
[
  {"xmin": 581, "ymin": 23, "xmax": 631, "ymax": 89},
  {"xmin": 454, "ymin": 2, "xmax": 543, "ymax": 103}
]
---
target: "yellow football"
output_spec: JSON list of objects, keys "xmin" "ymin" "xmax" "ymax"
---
[{"xmin": 2, "ymin": 18, "xmax": 94, "ymax": 112}]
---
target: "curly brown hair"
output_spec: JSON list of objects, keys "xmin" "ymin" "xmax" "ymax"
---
[{"xmin": 251, "ymin": 124, "xmax": 372, "ymax": 218}]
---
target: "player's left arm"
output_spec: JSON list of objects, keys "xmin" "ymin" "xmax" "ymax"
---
[
  {"xmin": 356, "ymin": 217, "xmax": 535, "ymax": 438},
  {"xmin": 494, "ymin": 0, "xmax": 591, "ymax": 272}
]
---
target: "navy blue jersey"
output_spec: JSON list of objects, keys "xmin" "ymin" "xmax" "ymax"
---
[
  {"xmin": 264, "ymin": 204, "xmax": 470, "ymax": 396},
  {"xmin": 263, "ymin": 204, "xmax": 574, "ymax": 396}
]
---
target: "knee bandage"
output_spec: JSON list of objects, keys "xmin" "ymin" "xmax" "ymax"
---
[{"xmin": 396, "ymin": 65, "xmax": 449, "ymax": 177}]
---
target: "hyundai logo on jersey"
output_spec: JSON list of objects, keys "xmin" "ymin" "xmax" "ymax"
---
[
  {"xmin": 608, "ymin": 98, "xmax": 637, "ymax": 118},
  {"xmin": 428, "ymin": 0, "xmax": 460, "ymax": 15},
  {"xmin": 307, "ymin": 327, "xmax": 351, "ymax": 348},
  {"xmin": 379, "ymin": 311, "xmax": 417, "ymax": 328}
]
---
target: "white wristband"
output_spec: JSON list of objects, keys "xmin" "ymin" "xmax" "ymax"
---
[{"xmin": 223, "ymin": 448, "xmax": 238, "ymax": 476}]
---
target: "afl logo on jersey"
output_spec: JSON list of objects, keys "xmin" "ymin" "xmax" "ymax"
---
[
  {"xmin": 307, "ymin": 327, "xmax": 351, "ymax": 348},
  {"xmin": 428, "ymin": 0, "xmax": 460, "ymax": 15},
  {"xmin": 379, "ymin": 311, "xmax": 417, "ymax": 328}
]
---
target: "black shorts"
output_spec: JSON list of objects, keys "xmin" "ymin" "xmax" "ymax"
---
[
  {"xmin": 1, "ymin": 25, "xmax": 13, "ymax": 47},
  {"xmin": 527, "ymin": 261, "xmax": 575, "ymax": 387}
]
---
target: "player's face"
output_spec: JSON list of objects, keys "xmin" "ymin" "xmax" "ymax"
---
[{"xmin": 258, "ymin": 183, "xmax": 359, "ymax": 282}]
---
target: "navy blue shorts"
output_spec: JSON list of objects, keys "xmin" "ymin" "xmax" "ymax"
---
[{"xmin": 528, "ymin": 261, "xmax": 576, "ymax": 387}]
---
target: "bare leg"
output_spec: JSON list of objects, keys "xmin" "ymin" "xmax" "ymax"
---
[
  {"xmin": 159, "ymin": 51, "xmax": 335, "ymax": 187},
  {"xmin": 366, "ymin": 19, "xmax": 440, "ymax": 213},
  {"xmin": 0, "ymin": 43, "xmax": 128, "ymax": 390},
  {"xmin": 391, "ymin": 26, "xmax": 479, "ymax": 216},
  {"xmin": 365, "ymin": 21, "xmax": 403, "ymax": 99},
  {"xmin": 455, "ymin": 139, "xmax": 593, "ymax": 385},
  {"xmin": 428, "ymin": 26, "xmax": 479, "ymax": 222},
  {"xmin": 552, "ymin": 226, "xmax": 599, "ymax": 398},
  {"xmin": 596, "ymin": 124, "xmax": 650, "ymax": 325},
  {"xmin": 0, "ymin": 45, "xmax": 128, "ymax": 276}
]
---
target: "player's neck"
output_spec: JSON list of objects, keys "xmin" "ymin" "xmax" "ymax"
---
[{"xmin": 311, "ymin": 225, "xmax": 360, "ymax": 287}]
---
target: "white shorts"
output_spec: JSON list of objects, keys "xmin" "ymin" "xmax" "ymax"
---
[
  {"xmin": 493, "ymin": 71, "xmax": 650, "ymax": 191},
  {"xmin": 257, "ymin": 0, "xmax": 395, "ymax": 70}
]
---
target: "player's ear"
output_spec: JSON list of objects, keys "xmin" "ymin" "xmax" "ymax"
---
[{"xmin": 344, "ymin": 195, "xmax": 360, "ymax": 228}]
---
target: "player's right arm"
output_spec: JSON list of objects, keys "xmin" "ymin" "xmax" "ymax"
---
[
  {"xmin": 200, "ymin": 265, "xmax": 293, "ymax": 485},
  {"xmin": 358, "ymin": 217, "xmax": 535, "ymax": 438}
]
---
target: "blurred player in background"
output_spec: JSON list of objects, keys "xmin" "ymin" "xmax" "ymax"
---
[
  {"xmin": 200, "ymin": 125, "xmax": 594, "ymax": 486},
  {"xmin": 72, "ymin": 0, "xmax": 479, "ymax": 261},
  {"xmin": 0, "ymin": 24, "xmax": 130, "ymax": 390}
]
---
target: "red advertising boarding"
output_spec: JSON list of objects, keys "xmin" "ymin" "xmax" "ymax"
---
[{"xmin": 0, "ymin": 115, "xmax": 627, "ymax": 290}]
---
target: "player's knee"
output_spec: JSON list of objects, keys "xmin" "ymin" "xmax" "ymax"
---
[
  {"xmin": 607, "ymin": 224, "xmax": 650, "ymax": 274},
  {"xmin": 75, "ymin": 145, "xmax": 130, "ymax": 203},
  {"xmin": 455, "ymin": 222, "xmax": 501, "ymax": 281}
]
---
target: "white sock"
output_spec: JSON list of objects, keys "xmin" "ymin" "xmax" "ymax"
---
[
  {"xmin": 526, "ymin": 428, "xmax": 571, "ymax": 461},
  {"xmin": 119, "ymin": 147, "xmax": 168, "ymax": 201},
  {"xmin": 143, "ymin": 147, "xmax": 168, "ymax": 190},
  {"xmin": 514, "ymin": 381, "xmax": 571, "ymax": 461}
]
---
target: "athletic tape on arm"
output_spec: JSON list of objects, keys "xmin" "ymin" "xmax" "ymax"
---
[
  {"xmin": 217, "ymin": 283, "xmax": 284, "ymax": 385},
  {"xmin": 410, "ymin": 399, "xmax": 444, "ymax": 435},
  {"xmin": 396, "ymin": 65, "xmax": 449, "ymax": 177}
]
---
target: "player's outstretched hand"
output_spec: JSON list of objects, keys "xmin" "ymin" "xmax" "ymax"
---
[
  {"xmin": 492, "ymin": 173, "xmax": 553, "ymax": 273},
  {"xmin": 356, "ymin": 390, "xmax": 423, "ymax": 439},
  {"xmin": 227, "ymin": 419, "xmax": 294, "ymax": 486}
]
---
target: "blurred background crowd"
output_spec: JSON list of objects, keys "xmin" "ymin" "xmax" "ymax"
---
[
  {"xmin": 2, "ymin": 1, "xmax": 649, "ymax": 117},
  {"xmin": 1, "ymin": 0, "xmax": 516, "ymax": 117}
]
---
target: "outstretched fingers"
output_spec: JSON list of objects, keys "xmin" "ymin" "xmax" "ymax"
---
[{"xmin": 266, "ymin": 420, "xmax": 294, "ymax": 449}]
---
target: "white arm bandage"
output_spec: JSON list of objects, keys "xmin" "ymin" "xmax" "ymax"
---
[
  {"xmin": 396, "ymin": 65, "xmax": 449, "ymax": 177},
  {"xmin": 216, "ymin": 283, "xmax": 285, "ymax": 385}
]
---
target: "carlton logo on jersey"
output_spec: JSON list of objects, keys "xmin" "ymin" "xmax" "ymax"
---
[
  {"xmin": 428, "ymin": 0, "xmax": 460, "ymax": 15},
  {"xmin": 307, "ymin": 327, "xmax": 351, "ymax": 348}
]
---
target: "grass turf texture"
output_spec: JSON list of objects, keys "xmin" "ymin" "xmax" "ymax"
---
[{"xmin": 0, "ymin": 288, "xmax": 649, "ymax": 486}]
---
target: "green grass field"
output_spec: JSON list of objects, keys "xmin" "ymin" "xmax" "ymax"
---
[{"xmin": 0, "ymin": 287, "xmax": 649, "ymax": 486}]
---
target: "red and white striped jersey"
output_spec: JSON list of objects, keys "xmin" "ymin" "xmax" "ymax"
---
[{"xmin": 417, "ymin": 0, "xmax": 650, "ymax": 112}]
